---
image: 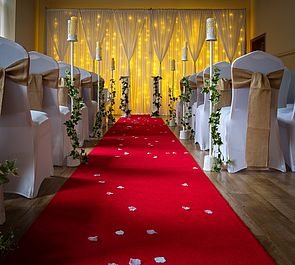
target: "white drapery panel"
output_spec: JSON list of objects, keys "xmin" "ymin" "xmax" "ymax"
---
[
  {"xmin": 47, "ymin": 9, "xmax": 78, "ymax": 61},
  {"xmin": 46, "ymin": 9, "xmax": 246, "ymax": 114},
  {"xmin": 0, "ymin": 0, "xmax": 5, "ymax": 37},
  {"xmin": 179, "ymin": 10, "xmax": 211, "ymax": 73},
  {"xmin": 114, "ymin": 10, "xmax": 147, "ymax": 75},
  {"xmin": 214, "ymin": 9, "xmax": 245, "ymax": 63},
  {"xmin": 79, "ymin": 9, "xmax": 112, "ymax": 67},
  {"xmin": 150, "ymin": 9, "xmax": 177, "ymax": 73}
]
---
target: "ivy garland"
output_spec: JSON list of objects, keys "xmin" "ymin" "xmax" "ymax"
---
[
  {"xmin": 0, "ymin": 160, "xmax": 17, "ymax": 185},
  {"xmin": 180, "ymin": 77, "xmax": 194, "ymax": 136},
  {"xmin": 93, "ymin": 78, "xmax": 106, "ymax": 138},
  {"xmin": 64, "ymin": 71, "xmax": 87, "ymax": 163},
  {"xmin": 119, "ymin": 76, "xmax": 131, "ymax": 117},
  {"xmin": 166, "ymin": 86, "xmax": 177, "ymax": 124},
  {"xmin": 201, "ymin": 67, "xmax": 229, "ymax": 172},
  {"xmin": 106, "ymin": 77, "xmax": 116, "ymax": 123},
  {"xmin": 151, "ymin": 76, "xmax": 162, "ymax": 117}
]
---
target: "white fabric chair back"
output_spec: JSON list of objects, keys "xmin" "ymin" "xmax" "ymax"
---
[
  {"xmin": 230, "ymin": 51, "xmax": 283, "ymax": 120},
  {"xmin": 278, "ymin": 67, "xmax": 291, "ymax": 108},
  {"xmin": 29, "ymin": 51, "xmax": 59, "ymax": 112},
  {"xmin": 79, "ymin": 68, "xmax": 92, "ymax": 102},
  {"xmin": 287, "ymin": 71, "xmax": 295, "ymax": 104},
  {"xmin": 203, "ymin": 61, "xmax": 231, "ymax": 110},
  {"xmin": 0, "ymin": 37, "xmax": 32, "ymax": 126}
]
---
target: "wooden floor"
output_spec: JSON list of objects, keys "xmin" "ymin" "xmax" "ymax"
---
[{"xmin": 1, "ymin": 120, "xmax": 295, "ymax": 265}]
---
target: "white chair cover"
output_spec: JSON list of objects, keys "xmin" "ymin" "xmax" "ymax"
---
[
  {"xmin": 191, "ymin": 71, "xmax": 204, "ymax": 132},
  {"xmin": 194, "ymin": 62, "xmax": 231, "ymax": 150},
  {"xmin": 29, "ymin": 51, "xmax": 71, "ymax": 166},
  {"xmin": 0, "ymin": 37, "xmax": 53, "ymax": 198},
  {"xmin": 278, "ymin": 70, "xmax": 295, "ymax": 171},
  {"xmin": 80, "ymin": 68, "xmax": 98, "ymax": 136},
  {"xmin": 58, "ymin": 62, "xmax": 89, "ymax": 146},
  {"xmin": 278, "ymin": 67, "xmax": 291, "ymax": 108},
  {"xmin": 220, "ymin": 51, "xmax": 285, "ymax": 173}
]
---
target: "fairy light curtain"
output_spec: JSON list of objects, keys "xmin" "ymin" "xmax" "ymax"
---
[
  {"xmin": 179, "ymin": 10, "xmax": 211, "ymax": 73},
  {"xmin": 79, "ymin": 9, "xmax": 112, "ymax": 71},
  {"xmin": 47, "ymin": 9, "xmax": 79, "ymax": 61},
  {"xmin": 46, "ymin": 9, "xmax": 246, "ymax": 115},
  {"xmin": 214, "ymin": 9, "xmax": 245, "ymax": 63}
]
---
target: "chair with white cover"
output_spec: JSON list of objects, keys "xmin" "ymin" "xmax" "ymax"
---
[
  {"xmin": 28, "ymin": 51, "xmax": 71, "ymax": 166},
  {"xmin": 80, "ymin": 68, "xmax": 97, "ymax": 136},
  {"xmin": 278, "ymin": 69, "xmax": 295, "ymax": 171},
  {"xmin": 220, "ymin": 51, "xmax": 285, "ymax": 173},
  {"xmin": 194, "ymin": 62, "xmax": 231, "ymax": 150},
  {"xmin": 0, "ymin": 37, "xmax": 53, "ymax": 198},
  {"xmin": 191, "ymin": 71, "xmax": 204, "ymax": 132},
  {"xmin": 58, "ymin": 62, "xmax": 89, "ymax": 146}
]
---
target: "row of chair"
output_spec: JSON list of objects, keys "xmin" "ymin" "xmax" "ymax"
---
[
  {"xmin": 177, "ymin": 51, "xmax": 295, "ymax": 173},
  {"xmin": 0, "ymin": 37, "xmax": 108, "ymax": 198}
]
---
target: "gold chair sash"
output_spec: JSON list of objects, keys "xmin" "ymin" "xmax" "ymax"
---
[
  {"xmin": 28, "ymin": 69, "xmax": 59, "ymax": 111},
  {"xmin": 232, "ymin": 67, "xmax": 284, "ymax": 168},
  {"xmin": 81, "ymin": 76, "xmax": 92, "ymax": 89},
  {"xmin": 196, "ymin": 75, "xmax": 204, "ymax": 88},
  {"xmin": 0, "ymin": 58, "xmax": 29, "ymax": 115},
  {"xmin": 58, "ymin": 77, "xmax": 69, "ymax": 107},
  {"xmin": 203, "ymin": 73, "xmax": 210, "ymax": 82},
  {"xmin": 214, "ymin": 78, "xmax": 232, "ymax": 110}
]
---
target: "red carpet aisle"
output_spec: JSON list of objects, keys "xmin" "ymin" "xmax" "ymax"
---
[{"xmin": 4, "ymin": 116, "xmax": 275, "ymax": 265}]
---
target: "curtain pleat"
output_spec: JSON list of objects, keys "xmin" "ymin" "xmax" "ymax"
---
[
  {"xmin": 179, "ymin": 10, "xmax": 211, "ymax": 73},
  {"xmin": 214, "ymin": 9, "xmax": 245, "ymax": 63}
]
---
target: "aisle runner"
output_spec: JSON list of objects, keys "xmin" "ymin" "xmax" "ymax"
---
[{"xmin": 5, "ymin": 116, "xmax": 275, "ymax": 265}]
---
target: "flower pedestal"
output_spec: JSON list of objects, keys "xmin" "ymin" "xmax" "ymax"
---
[
  {"xmin": 203, "ymin": 155, "xmax": 215, "ymax": 172},
  {"xmin": 169, "ymin": 119, "xmax": 176, "ymax": 127},
  {"xmin": 67, "ymin": 156, "xmax": 80, "ymax": 167},
  {"xmin": 179, "ymin": 129, "xmax": 190, "ymax": 140},
  {"xmin": 0, "ymin": 185, "xmax": 5, "ymax": 225}
]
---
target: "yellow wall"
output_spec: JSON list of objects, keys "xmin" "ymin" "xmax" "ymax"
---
[
  {"xmin": 15, "ymin": 0, "xmax": 36, "ymax": 51},
  {"xmin": 34, "ymin": 0, "xmax": 251, "ymax": 53},
  {"xmin": 252, "ymin": 0, "xmax": 295, "ymax": 71}
]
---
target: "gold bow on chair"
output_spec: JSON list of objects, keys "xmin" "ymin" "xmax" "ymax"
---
[
  {"xmin": 214, "ymin": 78, "xmax": 232, "ymax": 110},
  {"xmin": 28, "ymin": 69, "xmax": 59, "ymax": 111},
  {"xmin": 81, "ymin": 76, "xmax": 93, "ymax": 89},
  {"xmin": 232, "ymin": 67, "xmax": 284, "ymax": 168},
  {"xmin": 0, "ymin": 58, "xmax": 29, "ymax": 115}
]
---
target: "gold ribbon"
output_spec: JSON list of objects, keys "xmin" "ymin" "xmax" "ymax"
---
[
  {"xmin": 232, "ymin": 67, "xmax": 284, "ymax": 167},
  {"xmin": 28, "ymin": 69, "xmax": 59, "ymax": 111},
  {"xmin": 81, "ymin": 76, "xmax": 93, "ymax": 89},
  {"xmin": 196, "ymin": 75, "xmax": 204, "ymax": 88},
  {"xmin": 58, "ymin": 77, "xmax": 69, "ymax": 107},
  {"xmin": 0, "ymin": 58, "xmax": 29, "ymax": 115},
  {"xmin": 214, "ymin": 78, "xmax": 232, "ymax": 110}
]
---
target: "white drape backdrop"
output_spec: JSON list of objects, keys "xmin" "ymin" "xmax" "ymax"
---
[
  {"xmin": 80, "ymin": 9, "xmax": 112, "ymax": 70},
  {"xmin": 179, "ymin": 10, "xmax": 211, "ymax": 73},
  {"xmin": 46, "ymin": 9, "xmax": 246, "ymax": 114},
  {"xmin": 214, "ymin": 9, "xmax": 245, "ymax": 63}
]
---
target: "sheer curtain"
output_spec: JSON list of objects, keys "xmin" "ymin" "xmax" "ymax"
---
[
  {"xmin": 114, "ymin": 10, "xmax": 147, "ymax": 76},
  {"xmin": 46, "ymin": 9, "xmax": 79, "ymax": 61},
  {"xmin": 214, "ymin": 9, "xmax": 245, "ymax": 63},
  {"xmin": 150, "ymin": 9, "xmax": 177, "ymax": 76},
  {"xmin": 0, "ymin": 0, "xmax": 15, "ymax": 39},
  {"xmin": 179, "ymin": 10, "xmax": 211, "ymax": 73},
  {"xmin": 46, "ymin": 9, "xmax": 246, "ymax": 115},
  {"xmin": 80, "ymin": 9, "xmax": 112, "ymax": 71}
]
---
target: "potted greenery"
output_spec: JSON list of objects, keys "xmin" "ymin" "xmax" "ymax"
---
[
  {"xmin": 179, "ymin": 76, "xmax": 194, "ymax": 139},
  {"xmin": 64, "ymin": 71, "xmax": 87, "ymax": 167},
  {"xmin": 106, "ymin": 77, "xmax": 116, "ymax": 126},
  {"xmin": 0, "ymin": 160, "xmax": 17, "ymax": 225},
  {"xmin": 151, "ymin": 76, "xmax": 162, "ymax": 117},
  {"xmin": 119, "ymin": 76, "xmax": 131, "ymax": 117},
  {"xmin": 166, "ymin": 86, "xmax": 177, "ymax": 126},
  {"xmin": 93, "ymin": 78, "xmax": 106, "ymax": 138}
]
